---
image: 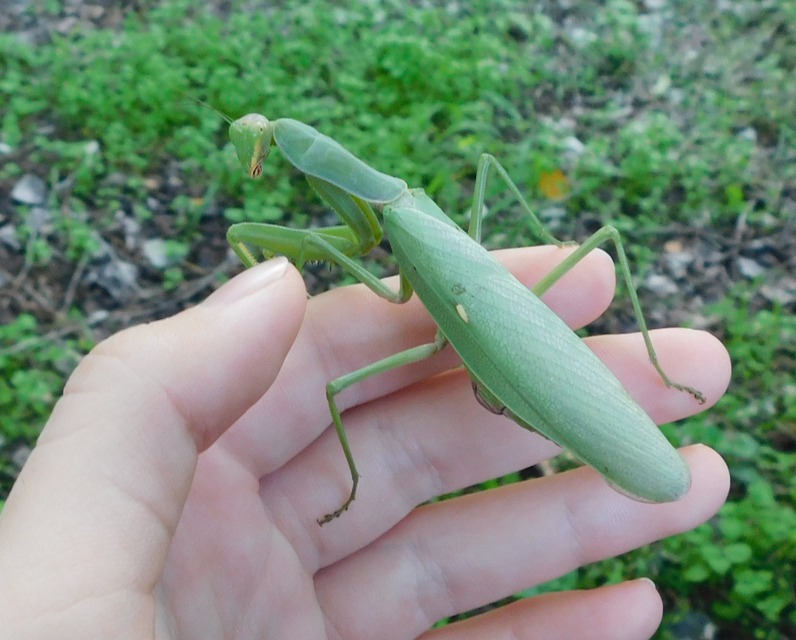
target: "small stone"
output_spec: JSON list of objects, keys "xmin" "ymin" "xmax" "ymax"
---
[
  {"xmin": 27, "ymin": 207, "xmax": 53, "ymax": 231},
  {"xmin": 737, "ymin": 127, "xmax": 757, "ymax": 143},
  {"xmin": 652, "ymin": 75, "xmax": 672, "ymax": 96},
  {"xmin": 737, "ymin": 257, "xmax": 765, "ymax": 279},
  {"xmin": 10, "ymin": 174, "xmax": 47, "ymax": 205},
  {"xmin": 0, "ymin": 224, "xmax": 20, "ymax": 250},
  {"xmin": 94, "ymin": 260, "xmax": 139, "ymax": 302},
  {"xmin": 120, "ymin": 215, "xmax": 142, "ymax": 250},
  {"xmin": 664, "ymin": 250, "xmax": 694, "ymax": 279},
  {"xmin": 646, "ymin": 273, "xmax": 679, "ymax": 295},
  {"xmin": 142, "ymin": 238, "xmax": 171, "ymax": 269},
  {"xmin": 142, "ymin": 238, "xmax": 188, "ymax": 269},
  {"xmin": 87, "ymin": 309, "xmax": 110, "ymax": 325},
  {"xmin": 55, "ymin": 16, "xmax": 79, "ymax": 34},
  {"xmin": 81, "ymin": 5, "xmax": 105, "ymax": 20},
  {"xmin": 562, "ymin": 136, "xmax": 585, "ymax": 155},
  {"xmin": 11, "ymin": 445, "xmax": 32, "ymax": 470}
]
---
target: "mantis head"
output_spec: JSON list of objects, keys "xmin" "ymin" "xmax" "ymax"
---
[{"xmin": 229, "ymin": 114, "xmax": 276, "ymax": 179}]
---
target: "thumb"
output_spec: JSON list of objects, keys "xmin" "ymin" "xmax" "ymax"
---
[{"xmin": 0, "ymin": 257, "xmax": 306, "ymax": 627}]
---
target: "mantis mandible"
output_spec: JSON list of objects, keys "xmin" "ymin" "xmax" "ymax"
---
[{"xmin": 225, "ymin": 114, "xmax": 705, "ymax": 525}]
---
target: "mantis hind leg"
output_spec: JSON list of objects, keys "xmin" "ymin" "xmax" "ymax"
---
[
  {"xmin": 319, "ymin": 330, "xmax": 449, "ymax": 525},
  {"xmin": 531, "ymin": 225, "xmax": 706, "ymax": 403},
  {"xmin": 467, "ymin": 154, "xmax": 705, "ymax": 404}
]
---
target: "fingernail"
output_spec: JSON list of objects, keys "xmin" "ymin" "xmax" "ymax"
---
[
  {"xmin": 205, "ymin": 257, "xmax": 289, "ymax": 306},
  {"xmin": 635, "ymin": 577, "xmax": 657, "ymax": 591}
]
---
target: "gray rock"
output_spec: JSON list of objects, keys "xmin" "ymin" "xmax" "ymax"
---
[
  {"xmin": 10, "ymin": 174, "xmax": 47, "ymax": 205},
  {"xmin": 142, "ymin": 238, "xmax": 188, "ymax": 269}
]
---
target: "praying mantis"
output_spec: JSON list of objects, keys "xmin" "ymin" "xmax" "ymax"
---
[{"xmin": 224, "ymin": 114, "xmax": 705, "ymax": 525}]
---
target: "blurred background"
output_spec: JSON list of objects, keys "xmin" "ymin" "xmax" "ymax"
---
[{"xmin": 1, "ymin": 1, "xmax": 794, "ymax": 637}]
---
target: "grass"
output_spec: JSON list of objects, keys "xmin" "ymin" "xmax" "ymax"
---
[{"xmin": 1, "ymin": 0, "xmax": 795, "ymax": 637}]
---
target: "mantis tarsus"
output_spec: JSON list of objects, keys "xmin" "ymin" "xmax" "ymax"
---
[{"xmin": 224, "ymin": 113, "xmax": 706, "ymax": 525}]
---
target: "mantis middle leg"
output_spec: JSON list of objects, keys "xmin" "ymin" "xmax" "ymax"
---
[{"xmin": 319, "ymin": 330, "xmax": 449, "ymax": 524}]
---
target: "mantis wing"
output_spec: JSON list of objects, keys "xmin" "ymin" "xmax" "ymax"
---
[{"xmin": 385, "ymin": 191, "xmax": 691, "ymax": 503}]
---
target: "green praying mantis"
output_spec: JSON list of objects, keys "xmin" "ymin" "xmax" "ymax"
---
[{"xmin": 224, "ymin": 113, "xmax": 705, "ymax": 525}]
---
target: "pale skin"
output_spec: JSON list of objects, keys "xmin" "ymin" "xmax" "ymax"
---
[{"xmin": 0, "ymin": 248, "xmax": 731, "ymax": 640}]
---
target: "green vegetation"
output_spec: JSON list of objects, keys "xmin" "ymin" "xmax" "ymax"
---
[{"xmin": 1, "ymin": 0, "xmax": 795, "ymax": 637}]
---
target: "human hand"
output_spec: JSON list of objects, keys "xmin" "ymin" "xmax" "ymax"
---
[{"xmin": 0, "ymin": 247, "xmax": 730, "ymax": 640}]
